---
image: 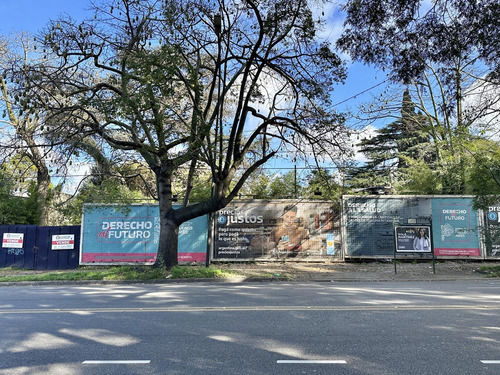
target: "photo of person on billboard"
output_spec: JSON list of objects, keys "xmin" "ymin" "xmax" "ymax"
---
[
  {"xmin": 248, "ymin": 202, "xmax": 336, "ymax": 258},
  {"xmin": 413, "ymin": 227, "xmax": 430, "ymax": 251},
  {"xmin": 271, "ymin": 205, "xmax": 309, "ymax": 255}
]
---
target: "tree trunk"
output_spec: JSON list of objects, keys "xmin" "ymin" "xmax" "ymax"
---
[
  {"xmin": 155, "ymin": 215, "xmax": 179, "ymax": 269},
  {"xmin": 36, "ymin": 164, "xmax": 51, "ymax": 226},
  {"xmin": 154, "ymin": 163, "xmax": 179, "ymax": 269}
]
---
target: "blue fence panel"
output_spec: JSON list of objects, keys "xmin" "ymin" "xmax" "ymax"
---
[
  {"xmin": 37, "ymin": 226, "xmax": 80, "ymax": 270},
  {"xmin": 0, "ymin": 225, "xmax": 80, "ymax": 270},
  {"xmin": 0, "ymin": 225, "xmax": 37, "ymax": 269},
  {"xmin": 35, "ymin": 226, "xmax": 50, "ymax": 269}
]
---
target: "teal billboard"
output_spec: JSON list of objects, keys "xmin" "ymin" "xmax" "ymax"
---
[
  {"xmin": 80, "ymin": 204, "xmax": 207, "ymax": 264},
  {"xmin": 431, "ymin": 198, "xmax": 480, "ymax": 256}
]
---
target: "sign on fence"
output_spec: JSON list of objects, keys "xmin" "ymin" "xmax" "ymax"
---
[
  {"xmin": 213, "ymin": 201, "xmax": 340, "ymax": 260},
  {"xmin": 2, "ymin": 233, "xmax": 24, "ymax": 249},
  {"xmin": 0, "ymin": 225, "xmax": 80, "ymax": 270},
  {"xmin": 81, "ymin": 204, "xmax": 160, "ymax": 264},
  {"xmin": 343, "ymin": 196, "xmax": 482, "ymax": 258},
  {"xmin": 394, "ymin": 225, "xmax": 435, "ymax": 274},
  {"xmin": 431, "ymin": 198, "xmax": 480, "ymax": 256},
  {"xmin": 395, "ymin": 226, "xmax": 432, "ymax": 252},
  {"xmin": 51, "ymin": 234, "xmax": 75, "ymax": 250}
]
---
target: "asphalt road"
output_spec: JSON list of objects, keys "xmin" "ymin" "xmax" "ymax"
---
[{"xmin": 0, "ymin": 281, "xmax": 499, "ymax": 375}]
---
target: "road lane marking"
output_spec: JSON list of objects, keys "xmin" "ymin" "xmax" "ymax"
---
[
  {"xmin": 277, "ymin": 360, "xmax": 347, "ymax": 364},
  {"xmin": 83, "ymin": 360, "xmax": 150, "ymax": 364},
  {"xmin": 481, "ymin": 360, "xmax": 500, "ymax": 364}
]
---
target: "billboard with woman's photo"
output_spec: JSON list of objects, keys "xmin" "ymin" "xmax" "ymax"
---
[
  {"xmin": 343, "ymin": 195, "xmax": 482, "ymax": 258},
  {"xmin": 395, "ymin": 226, "xmax": 432, "ymax": 252}
]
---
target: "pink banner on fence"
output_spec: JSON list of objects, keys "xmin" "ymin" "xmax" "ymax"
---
[{"xmin": 434, "ymin": 248, "xmax": 480, "ymax": 256}]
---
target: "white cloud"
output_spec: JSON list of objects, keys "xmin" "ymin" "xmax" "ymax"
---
[
  {"xmin": 464, "ymin": 78, "xmax": 500, "ymax": 140},
  {"xmin": 319, "ymin": 3, "xmax": 346, "ymax": 44},
  {"xmin": 350, "ymin": 124, "xmax": 378, "ymax": 163}
]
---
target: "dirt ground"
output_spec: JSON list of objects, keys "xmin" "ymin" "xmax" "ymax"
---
[{"xmin": 212, "ymin": 260, "xmax": 500, "ymax": 281}]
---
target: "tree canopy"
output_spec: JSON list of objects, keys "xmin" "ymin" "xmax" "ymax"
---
[
  {"xmin": 338, "ymin": 0, "xmax": 500, "ymax": 196},
  {"xmin": 338, "ymin": 0, "xmax": 500, "ymax": 83}
]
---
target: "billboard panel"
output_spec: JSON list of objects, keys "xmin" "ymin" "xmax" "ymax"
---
[
  {"xmin": 431, "ymin": 198, "xmax": 480, "ymax": 256},
  {"xmin": 485, "ymin": 204, "xmax": 500, "ymax": 257},
  {"xmin": 80, "ymin": 204, "xmax": 207, "ymax": 264},
  {"xmin": 177, "ymin": 214, "xmax": 209, "ymax": 263},
  {"xmin": 343, "ymin": 196, "xmax": 431, "ymax": 257},
  {"xmin": 343, "ymin": 196, "xmax": 482, "ymax": 258},
  {"xmin": 214, "ymin": 201, "xmax": 340, "ymax": 260},
  {"xmin": 395, "ymin": 226, "xmax": 432, "ymax": 252}
]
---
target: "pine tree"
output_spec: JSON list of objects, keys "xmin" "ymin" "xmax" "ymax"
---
[{"xmin": 348, "ymin": 90, "xmax": 434, "ymax": 192}]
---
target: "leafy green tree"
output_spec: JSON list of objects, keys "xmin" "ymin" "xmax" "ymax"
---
[
  {"xmin": 338, "ymin": 0, "xmax": 499, "ymax": 83},
  {"xmin": 237, "ymin": 169, "xmax": 273, "ymax": 199},
  {"xmin": 240, "ymin": 167, "xmax": 341, "ymax": 200},
  {"xmin": 465, "ymin": 139, "xmax": 500, "ymax": 209},
  {"xmin": 0, "ymin": 167, "xmax": 39, "ymax": 225},
  {"xmin": 58, "ymin": 174, "xmax": 150, "ymax": 224},
  {"xmin": 1, "ymin": 33, "xmax": 122, "ymax": 225},
  {"xmin": 393, "ymin": 158, "xmax": 443, "ymax": 195},
  {"xmin": 0, "ymin": 34, "xmax": 54, "ymax": 225},
  {"xmin": 28, "ymin": 0, "xmax": 347, "ymax": 268},
  {"xmin": 269, "ymin": 170, "xmax": 302, "ymax": 199},
  {"xmin": 338, "ymin": 0, "xmax": 500, "ymax": 195},
  {"xmin": 303, "ymin": 168, "xmax": 342, "ymax": 201}
]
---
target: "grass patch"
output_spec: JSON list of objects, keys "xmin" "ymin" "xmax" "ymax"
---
[
  {"xmin": 170, "ymin": 266, "xmax": 241, "ymax": 279},
  {"xmin": 479, "ymin": 265, "xmax": 500, "ymax": 277},
  {"xmin": 0, "ymin": 266, "xmax": 168, "ymax": 283},
  {"xmin": 0, "ymin": 265, "xmax": 246, "ymax": 283}
]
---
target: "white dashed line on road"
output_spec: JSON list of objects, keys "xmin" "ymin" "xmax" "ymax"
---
[
  {"xmin": 83, "ymin": 360, "xmax": 151, "ymax": 364},
  {"xmin": 277, "ymin": 360, "xmax": 347, "ymax": 364}
]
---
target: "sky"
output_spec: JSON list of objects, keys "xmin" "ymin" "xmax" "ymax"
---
[
  {"xmin": 0, "ymin": 0, "xmax": 386, "ymax": 112},
  {"xmin": 0, "ymin": 0, "xmax": 90, "ymax": 34},
  {"xmin": 0, "ymin": 0, "xmax": 387, "ymax": 182}
]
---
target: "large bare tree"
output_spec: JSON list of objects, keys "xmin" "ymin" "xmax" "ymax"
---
[{"xmin": 27, "ymin": 0, "xmax": 348, "ymax": 268}]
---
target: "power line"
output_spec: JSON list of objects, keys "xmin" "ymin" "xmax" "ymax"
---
[{"xmin": 332, "ymin": 80, "xmax": 389, "ymax": 107}]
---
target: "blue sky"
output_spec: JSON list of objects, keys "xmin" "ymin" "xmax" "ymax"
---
[
  {"xmin": 0, "ymin": 0, "xmax": 385, "ymax": 113},
  {"xmin": 0, "ymin": 0, "xmax": 89, "ymax": 34}
]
